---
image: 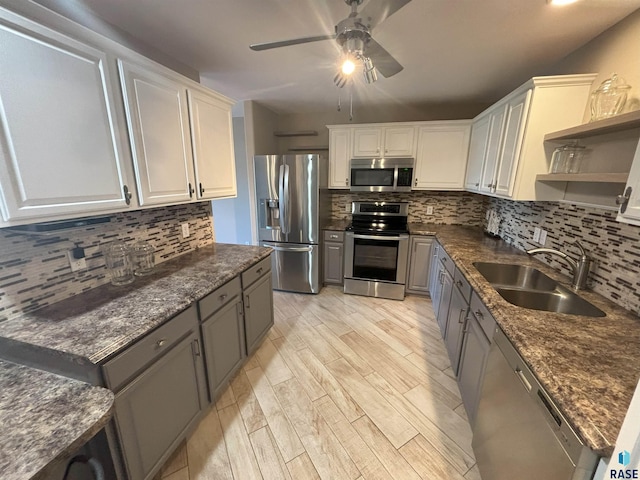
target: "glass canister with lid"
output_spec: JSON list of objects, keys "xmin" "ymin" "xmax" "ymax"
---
[{"xmin": 590, "ymin": 73, "xmax": 631, "ymax": 121}]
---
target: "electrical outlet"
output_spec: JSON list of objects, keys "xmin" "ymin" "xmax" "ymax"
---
[
  {"xmin": 533, "ymin": 227, "xmax": 541, "ymax": 243},
  {"xmin": 67, "ymin": 250, "xmax": 86, "ymax": 272},
  {"xmin": 345, "ymin": 204, "xmax": 351, "ymax": 213},
  {"xmin": 181, "ymin": 223, "xmax": 190, "ymax": 238},
  {"xmin": 426, "ymin": 206, "xmax": 434, "ymax": 215},
  {"xmin": 539, "ymin": 229, "xmax": 548, "ymax": 246}
]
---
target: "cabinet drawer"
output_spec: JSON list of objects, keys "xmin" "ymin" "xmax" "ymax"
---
[
  {"xmin": 438, "ymin": 246, "xmax": 454, "ymax": 274},
  {"xmin": 470, "ymin": 292, "xmax": 497, "ymax": 340},
  {"xmin": 453, "ymin": 268, "xmax": 472, "ymax": 303},
  {"xmin": 324, "ymin": 230, "xmax": 344, "ymax": 242},
  {"xmin": 241, "ymin": 256, "xmax": 271, "ymax": 288},
  {"xmin": 103, "ymin": 305, "xmax": 198, "ymax": 391},
  {"xmin": 198, "ymin": 276, "xmax": 241, "ymax": 320}
]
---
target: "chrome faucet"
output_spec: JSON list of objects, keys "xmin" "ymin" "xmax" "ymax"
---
[{"xmin": 526, "ymin": 241, "xmax": 592, "ymax": 291}]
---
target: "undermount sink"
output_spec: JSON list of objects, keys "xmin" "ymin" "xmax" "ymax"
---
[
  {"xmin": 473, "ymin": 262, "xmax": 558, "ymax": 291},
  {"xmin": 473, "ymin": 262, "xmax": 605, "ymax": 317}
]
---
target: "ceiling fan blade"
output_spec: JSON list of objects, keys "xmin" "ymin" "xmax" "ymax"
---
[
  {"xmin": 250, "ymin": 34, "xmax": 336, "ymax": 51},
  {"xmin": 366, "ymin": 38, "xmax": 403, "ymax": 78},
  {"xmin": 359, "ymin": 0, "xmax": 412, "ymax": 30}
]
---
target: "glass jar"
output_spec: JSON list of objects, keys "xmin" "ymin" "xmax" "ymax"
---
[
  {"xmin": 590, "ymin": 73, "xmax": 631, "ymax": 122},
  {"xmin": 132, "ymin": 241, "xmax": 155, "ymax": 276},
  {"xmin": 103, "ymin": 242, "xmax": 134, "ymax": 286},
  {"xmin": 549, "ymin": 144, "xmax": 585, "ymax": 174}
]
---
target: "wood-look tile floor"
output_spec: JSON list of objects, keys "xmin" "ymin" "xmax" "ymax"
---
[{"xmin": 154, "ymin": 286, "xmax": 481, "ymax": 480}]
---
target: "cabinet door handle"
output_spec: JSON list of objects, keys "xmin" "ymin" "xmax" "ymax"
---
[
  {"xmin": 191, "ymin": 339, "xmax": 201, "ymax": 357},
  {"xmin": 237, "ymin": 302, "xmax": 244, "ymax": 317},
  {"xmin": 245, "ymin": 295, "xmax": 250, "ymax": 308},
  {"xmin": 474, "ymin": 182, "xmax": 479, "ymax": 187},
  {"xmin": 219, "ymin": 293, "xmax": 228, "ymax": 302},
  {"xmin": 188, "ymin": 183, "xmax": 194, "ymax": 198},
  {"xmin": 439, "ymin": 270, "xmax": 445, "ymax": 285},
  {"xmin": 456, "ymin": 280, "xmax": 463, "ymax": 288},
  {"xmin": 414, "ymin": 178, "xmax": 418, "ymax": 186},
  {"xmin": 156, "ymin": 338, "xmax": 167, "ymax": 348},
  {"xmin": 458, "ymin": 308, "xmax": 466, "ymax": 323},
  {"xmin": 346, "ymin": 178, "xmax": 349, "ymax": 186},
  {"xmin": 199, "ymin": 183, "xmax": 205, "ymax": 196},
  {"xmin": 617, "ymin": 186, "xmax": 632, "ymax": 214},
  {"xmin": 123, "ymin": 185, "xmax": 132, "ymax": 205}
]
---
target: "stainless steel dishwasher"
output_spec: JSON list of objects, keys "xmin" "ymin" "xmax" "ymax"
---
[{"xmin": 472, "ymin": 327, "xmax": 598, "ymax": 480}]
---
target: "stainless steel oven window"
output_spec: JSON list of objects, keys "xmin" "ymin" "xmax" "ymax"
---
[
  {"xmin": 352, "ymin": 237, "xmax": 399, "ymax": 281},
  {"xmin": 344, "ymin": 233, "xmax": 408, "ymax": 283},
  {"xmin": 351, "ymin": 168, "xmax": 395, "ymax": 187}
]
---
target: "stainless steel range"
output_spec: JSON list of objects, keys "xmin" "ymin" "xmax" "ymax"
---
[{"xmin": 344, "ymin": 201, "xmax": 409, "ymax": 300}]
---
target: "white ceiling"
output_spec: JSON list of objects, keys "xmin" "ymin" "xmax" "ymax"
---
[{"xmin": 39, "ymin": 0, "xmax": 640, "ymax": 114}]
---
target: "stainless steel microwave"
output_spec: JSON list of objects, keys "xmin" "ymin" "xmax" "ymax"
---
[{"xmin": 349, "ymin": 158, "xmax": 414, "ymax": 192}]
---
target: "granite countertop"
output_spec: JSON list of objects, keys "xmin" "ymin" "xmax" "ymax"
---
[
  {"xmin": 0, "ymin": 360, "xmax": 114, "ymax": 480},
  {"xmin": 0, "ymin": 243, "xmax": 271, "ymax": 367},
  {"xmin": 323, "ymin": 219, "xmax": 351, "ymax": 231},
  {"xmin": 428, "ymin": 225, "xmax": 640, "ymax": 457}
]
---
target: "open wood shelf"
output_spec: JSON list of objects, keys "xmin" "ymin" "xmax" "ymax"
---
[
  {"xmin": 274, "ymin": 130, "xmax": 318, "ymax": 137},
  {"xmin": 536, "ymin": 172, "xmax": 628, "ymax": 183},
  {"xmin": 544, "ymin": 110, "xmax": 640, "ymax": 141}
]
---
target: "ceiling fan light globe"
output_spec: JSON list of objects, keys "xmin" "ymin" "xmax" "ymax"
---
[{"xmin": 341, "ymin": 59, "xmax": 356, "ymax": 75}]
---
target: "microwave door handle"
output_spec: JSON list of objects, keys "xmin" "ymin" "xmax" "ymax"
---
[{"xmin": 393, "ymin": 167, "xmax": 399, "ymax": 189}]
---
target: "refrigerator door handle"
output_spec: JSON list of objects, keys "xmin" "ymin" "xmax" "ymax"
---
[
  {"xmin": 278, "ymin": 164, "xmax": 286, "ymax": 234},
  {"xmin": 262, "ymin": 242, "xmax": 313, "ymax": 253},
  {"xmin": 283, "ymin": 163, "xmax": 290, "ymax": 234}
]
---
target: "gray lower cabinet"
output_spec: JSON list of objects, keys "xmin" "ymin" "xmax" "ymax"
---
[
  {"xmin": 201, "ymin": 296, "xmax": 246, "ymax": 398},
  {"xmin": 429, "ymin": 243, "xmax": 443, "ymax": 316},
  {"xmin": 444, "ymin": 284, "xmax": 469, "ymax": 374},
  {"xmin": 436, "ymin": 267, "xmax": 453, "ymax": 337},
  {"xmin": 243, "ymin": 267, "xmax": 274, "ymax": 354},
  {"xmin": 107, "ymin": 306, "xmax": 207, "ymax": 480},
  {"xmin": 457, "ymin": 294, "xmax": 496, "ymax": 426},
  {"xmin": 324, "ymin": 230, "xmax": 345, "ymax": 285},
  {"xmin": 406, "ymin": 236, "xmax": 434, "ymax": 295}
]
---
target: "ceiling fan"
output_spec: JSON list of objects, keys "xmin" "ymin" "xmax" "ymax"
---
[{"xmin": 249, "ymin": 0, "xmax": 412, "ymax": 82}]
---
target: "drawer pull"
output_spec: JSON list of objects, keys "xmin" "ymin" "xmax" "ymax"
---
[
  {"xmin": 219, "ymin": 293, "xmax": 228, "ymax": 302},
  {"xmin": 156, "ymin": 339, "xmax": 167, "ymax": 348},
  {"xmin": 256, "ymin": 267, "xmax": 264, "ymax": 275},
  {"xmin": 456, "ymin": 280, "xmax": 463, "ymax": 287},
  {"xmin": 475, "ymin": 309, "xmax": 484, "ymax": 319},
  {"xmin": 330, "ymin": 234, "xmax": 338, "ymax": 239}
]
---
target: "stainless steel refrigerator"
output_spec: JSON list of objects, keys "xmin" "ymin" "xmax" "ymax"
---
[{"xmin": 254, "ymin": 154, "xmax": 329, "ymax": 294}]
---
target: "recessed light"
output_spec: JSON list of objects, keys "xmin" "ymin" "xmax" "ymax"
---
[{"xmin": 548, "ymin": 0, "xmax": 579, "ymax": 5}]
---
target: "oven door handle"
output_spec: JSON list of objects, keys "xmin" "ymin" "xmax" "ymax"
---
[{"xmin": 350, "ymin": 233, "xmax": 408, "ymax": 241}]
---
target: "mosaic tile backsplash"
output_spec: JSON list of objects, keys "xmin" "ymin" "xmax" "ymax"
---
[
  {"xmin": 330, "ymin": 191, "xmax": 488, "ymax": 225},
  {"xmin": 487, "ymin": 198, "xmax": 640, "ymax": 316},
  {"xmin": 0, "ymin": 203, "xmax": 214, "ymax": 323}
]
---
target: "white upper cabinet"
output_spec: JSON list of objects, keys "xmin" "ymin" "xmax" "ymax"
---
[
  {"xmin": 0, "ymin": 12, "xmax": 133, "ymax": 222},
  {"xmin": 118, "ymin": 59, "xmax": 195, "ymax": 206},
  {"xmin": 414, "ymin": 122, "xmax": 471, "ymax": 190},
  {"xmin": 465, "ymin": 74, "xmax": 597, "ymax": 201},
  {"xmin": 328, "ymin": 127, "xmax": 352, "ymax": 189},
  {"xmin": 352, "ymin": 128, "xmax": 382, "ymax": 157},
  {"xmin": 464, "ymin": 115, "xmax": 491, "ymax": 191},
  {"xmin": 494, "ymin": 91, "xmax": 530, "ymax": 197},
  {"xmin": 187, "ymin": 88, "xmax": 236, "ymax": 199},
  {"xmin": 617, "ymin": 141, "xmax": 640, "ymax": 226},
  {"xmin": 119, "ymin": 59, "xmax": 237, "ymax": 206},
  {"xmin": 352, "ymin": 125, "xmax": 416, "ymax": 157}
]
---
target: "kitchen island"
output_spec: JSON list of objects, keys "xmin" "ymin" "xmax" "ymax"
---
[{"xmin": 0, "ymin": 242, "xmax": 273, "ymax": 480}]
